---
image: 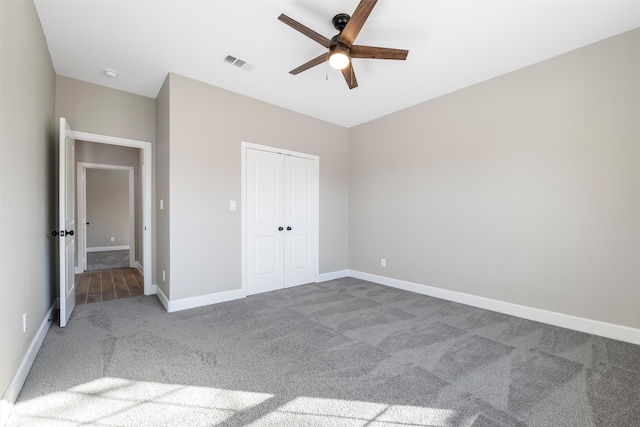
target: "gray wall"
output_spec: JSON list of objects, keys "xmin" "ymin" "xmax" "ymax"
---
[
  {"xmin": 155, "ymin": 76, "xmax": 171, "ymax": 298},
  {"xmin": 86, "ymin": 169, "xmax": 130, "ymax": 248},
  {"xmin": 75, "ymin": 141, "xmax": 140, "ymax": 264},
  {"xmin": 0, "ymin": 0, "xmax": 56, "ymax": 408},
  {"xmin": 56, "ymin": 76, "xmax": 156, "ymax": 281},
  {"xmin": 349, "ymin": 29, "xmax": 640, "ymax": 329},
  {"xmin": 161, "ymin": 73, "xmax": 349, "ymax": 300},
  {"xmin": 55, "ymin": 76, "xmax": 156, "ymax": 141}
]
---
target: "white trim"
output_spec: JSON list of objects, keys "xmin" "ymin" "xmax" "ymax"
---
[
  {"xmin": 349, "ymin": 270, "xmax": 640, "ymax": 345},
  {"xmin": 70, "ymin": 131, "xmax": 148, "ymax": 149},
  {"xmin": 318, "ymin": 270, "xmax": 350, "ymax": 282},
  {"xmin": 241, "ymin": 144, "xmax": 247, "ymax": 295},
  {"xmin": 163, "ymin": 288, "xmax": 245, "ymax": 313},
  {"xmin": 135, "ymin": 261, "xmax": 144, "ymax": 276},
  {"xmin": 241, "ymin": 141, "xmax": 320, "ymax": 296},
  {"xmin": 0, "ymin": 302, "xmax": 56, "ymax": 427},
  {"xmin": 242, "ymin": 141, "xmax": 320, "ymax": 160},
  {"xmin": 66, "ymin": 126, "xmax": 153, "ymax": 296},
  {"xmin": 77, "ymin": 163, "xmax": 87, "ymax": 272},
  {"xmin": 86, "ymin": 245, "xmax": 130, "ymax": 252},
  {"xmin": 155, "ymin": 285, "xmax": 169, "ymax": 311}
]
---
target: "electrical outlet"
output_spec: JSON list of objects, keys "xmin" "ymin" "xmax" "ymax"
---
[
  {"xmin": 162, "ymin": 270, "xmax": 166, "ymax": 282},
  {"xmin": 22, "ymin": 313, "xmax": 27, "ymax": 333},
  {"xmin": 381, "ymin": 258, "xmax": 386, "ymax": 267}
]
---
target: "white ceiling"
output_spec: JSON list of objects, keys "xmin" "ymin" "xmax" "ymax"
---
[{"xmin": 34, "ymin": 0, "xmax": 639, "ymax": 128}]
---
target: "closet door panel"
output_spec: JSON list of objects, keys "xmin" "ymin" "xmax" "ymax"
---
[
  {"xmin": 246, "ymin": 149, "xmax": 285, "ymax": 295},
  {"xmin": 284, "ymin": 155, "xmax": 318, "ymax": 288}
]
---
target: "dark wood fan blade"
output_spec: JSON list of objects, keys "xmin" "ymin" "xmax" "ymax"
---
[
  {"xmin": 351, "ymin": 45, "xmax": 408, "ymax": 60},
  {"xmin": 289, "ymin": 53, "xmax": 328, "ymax": 75},
  {"xmin": 341, "ymin": 62, "xmax": 358, "ymax": 89},
  {"xmin": 337, "ymin": 0, "xmax": 378, "ymax": 46},
  {"xmin": 278, "ymin": 14, "xmax": 333, "ymax": 48}
]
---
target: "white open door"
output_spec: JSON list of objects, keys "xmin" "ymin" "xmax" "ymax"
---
[{"xmin": 59, "ymin": 118, "xmax": 76, "ymax": 327}]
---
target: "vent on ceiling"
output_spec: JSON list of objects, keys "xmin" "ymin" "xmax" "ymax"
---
[{"xmin": 223, "ymin": 54, "xmax": 255, "ymax": 72}]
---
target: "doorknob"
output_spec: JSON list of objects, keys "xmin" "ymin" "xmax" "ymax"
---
[
  {"xmin": 278, "ymin": 227, "xmax": 284, "ymax": 231},
  {"xmin": 51, "ymin": 230, "xmax": 59, "ymax": 237},
  {"xmin": 64, "ymin": 230, "xmax": 74, "ymax": 236},
  {"xmin": 286, "ymin": 226, "xmax": 292, "ymax": 231}
]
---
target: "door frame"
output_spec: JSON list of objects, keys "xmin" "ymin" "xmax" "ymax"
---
[
  {"xmin": 69, "ymin": 129, "xmax": 154, "ymax": 296},
  {"xmin": 77, "ymin": 163, "xmax": 135, "ymax": 273},
  {"xmin": 241, "ymin": 141, "xmax": 319, "ymax": 295}
]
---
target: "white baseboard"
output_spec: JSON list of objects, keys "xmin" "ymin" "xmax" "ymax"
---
[
  {"xmin": 155, "ymin": 285, "xmax": 169, "ymax": 311},
  {"xmin": 74, "ymin": 265, "xmax": 83, "ymax": 274},
  {"xmin": 349, "ymin": 270, "xmax": 640, "ymax": 345},
  {"xmin": 135, "ymin": 261, "xmax": 143, "ymax": 276},
  {"xmin": 0, "ymin": 301, "xmax": 56, "ymax": 427},
  {"xmin": 168, "ymin": 288, "xmax": 245, "ymax": 313},
  {"xmin": 86, "ymin": 245, "xmax": 130, "ymax": 252},
  {"xmin": 318, "ymin": 270, "xmax": 350, "ymax": 282},
  {"xmin": 156, "ymin": 287, "xmax": 245, "ymax": 313}
]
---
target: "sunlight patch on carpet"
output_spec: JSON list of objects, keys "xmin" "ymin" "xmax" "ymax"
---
[
  {"xmin": 8, "ymin": 377, "xmax": 464, "ymax": 426},
  {"xmin": 9, "ymin": 377, "xmax": 273, "ymax": 426}
]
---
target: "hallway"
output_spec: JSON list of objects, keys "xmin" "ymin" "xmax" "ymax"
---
[{"xmin": 74, "ymin": 268, "xmax": 144, "ymax": 304}]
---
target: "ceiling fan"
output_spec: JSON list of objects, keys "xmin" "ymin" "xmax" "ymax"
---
[{"xmin": 278, "ymin": 0, "xmax": 408, "ymax": 89}]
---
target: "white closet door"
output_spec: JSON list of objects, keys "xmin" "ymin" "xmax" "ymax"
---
[
  {"xmin": 246, "ymin": 149, "xmax": 285, "ymax": 295},
  {"xmin": 284, "ymin": 155, "xmax": 318, "ymax": 288}
]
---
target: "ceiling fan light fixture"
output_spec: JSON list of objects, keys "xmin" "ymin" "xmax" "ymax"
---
[
  {"xmin": 329, "ymin": 52, "xmax": 350, "ymax": 69},
  {"xmin": 329, "ymin": 45, "xmax": 350, "ymax": 70}
]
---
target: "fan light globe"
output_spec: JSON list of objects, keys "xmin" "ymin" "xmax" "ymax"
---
[{"xmin": 329, "ymin": 52, "xmax": 350, "ymax": 70}]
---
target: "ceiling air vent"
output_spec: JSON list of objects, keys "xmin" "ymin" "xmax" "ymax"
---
[{"xmin": 223, "ymin": 54, "xmax": 255, "ymax": 72}]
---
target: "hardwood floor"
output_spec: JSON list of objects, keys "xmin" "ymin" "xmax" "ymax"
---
[{"xmin": 75, "ymin": 268, "xmax": 144, "ymax": 304}]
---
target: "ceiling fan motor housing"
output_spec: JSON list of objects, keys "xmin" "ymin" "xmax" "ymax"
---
[{"xmin": 332, "ymin": 13, "xmax": 350, "ymax": 32}]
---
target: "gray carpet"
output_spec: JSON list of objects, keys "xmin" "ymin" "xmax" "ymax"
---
[
  {"xmin": 87, "ymin": 250, "xmax": 130, "ymax": 271},
  {"xmin": 7, "ymin": 278, "xmax": 640, "ymax": 426}
]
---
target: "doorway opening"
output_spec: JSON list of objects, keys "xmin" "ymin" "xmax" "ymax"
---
[
  {"xmin": 66, "ymin": 127, "xmax": 153, "ymax": 296},
  {"xmin": 77, "ymin": 163, "xmax": 135, "ymax": 272}
]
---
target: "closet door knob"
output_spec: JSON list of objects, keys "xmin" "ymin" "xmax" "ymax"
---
[
  {"xmin": 278, "ymin": 227, "xmax": 284, "ymax": 231},
  {"xmin": 286, "ymin": 226, "xmax": 292, "ymax": 231}
]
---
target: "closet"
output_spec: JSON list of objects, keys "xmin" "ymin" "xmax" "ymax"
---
[{"xmin": 245, "ymin": 146, "xmax": 319, "ymax": 295}]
